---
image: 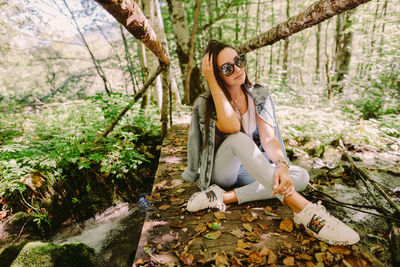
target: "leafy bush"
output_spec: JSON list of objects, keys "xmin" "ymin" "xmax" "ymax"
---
[{"xmin": 0, "ymin": 93, "xmax": 161, "ymax": 229}]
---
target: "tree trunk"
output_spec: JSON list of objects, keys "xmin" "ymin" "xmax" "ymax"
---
[
  {"xmin": 207, "ymin": 0, "xmax": 213, "ymax": 41},
  {"xmin": 244, "ymin": 0, "xmax": 249, "ymax": 39},
  {"xmin": 235, "ymin": 5, "xmax": 239, "ymax": 43},
  {"xmin": 324, "ymin": 20, "xmax": 333, "ymax": 101},
  {"xmin": 378, "ymin": 0, "xmax": 388, "ymax": 55},
  {"xmin": 154, "ymin": 0, "xmax": 181, "ymax": 108},
  {"xmin": 62, "ymin": 0, "xmax": 111, "ymax": 94},
  {"xmin": 332, "ymin": 9, "xmax": 354, "ymax": 93},
  {"xmin": 269, "ymin": 0, "xmax": 275, "ymax": 76},
  {"xmin": 236, "ymin": 0, "xmax": 372, "ymax": 54},
  {"xmin": 138, "ymin": 40, "xmax": 150, "ymax": 109},
  {"xmin": 166, "ymin": 0, "xmax": 204, "ymax": 105},
  {"xmin": 315, "ymin": 23, "xmax": 321, "ymax": 82},
  {"xmin": 282, "ymin": 0, "xmax": 290, "ymax": 81},
  {"xmin": 95, "ymin": 0, "xmax": 169, "ymax": 65},
  {"xmin": 184, "ymin": 0, "xmax": 201, "ymax": 105},
  {"xmin": 255, "ymin": 0, "xmax": 261, "ymax": 82},
  {"xmin": 120, "ymin": 24, "xmax": 137, "ymax": 94},
  {"xmin": 216, "ymin": 0, "xmax": 222, "ymax": 40}
]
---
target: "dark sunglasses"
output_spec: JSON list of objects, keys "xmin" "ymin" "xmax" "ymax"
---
[{"xmin": 217, "ymin": 54, "xmax": 247, "ymax": 77}]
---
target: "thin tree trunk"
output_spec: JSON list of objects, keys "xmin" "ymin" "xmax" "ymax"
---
[
  {"xmin": 282, "ymin": 0, "xmax": 290, "ymax": 81},
  {"xmin": 378, "ymin": 0, "xmax": 388, "ymax": 55},
  {"xmin": 315, "ymin": 23, "xmax": 321, "ymax": 81},
  {"xmin": 216, "ymin": 0, "xmax": 222, "ymax": 40},
  {"xmin": 120, "ymin": 24, "xmax": 137, "ymax": 94},
  {"xmin": 207, "ymin": 0, "xmax": 213, "ymax": 41},
  {"xmin": 62, "ymin": 0, "xmax": 111, "ymax": 94},
  {"xmin": 138, "ymin": 40, "xmax": 150, "ymax": 109},
  {"xmin": 184, "ymin": 0, "xmax": 201, "ymax": 105},
  {"xmin": 244, "ymin": 0, "xmax": 249, "ymax": 39},
  {"xmin": 255, "ymin": 0, "xmax": 261, "ymax": 82},
  {"xmin": 161, "ymin": 66, "xmax": 170, "ymax": 138},
  {"xmin": 332, "ymin": 9, "xmax": 354, "ymax": 93},
  {"xmin": 236, "ymin": 0, "xmax": 372, "ymax": 54},
  {"xmin": 269, "ymin": 0, "xmax": 274, "ymax": 76},
  {"xmin": 324, "ymin": 20, "xmax": 333, "ymax": 101}
]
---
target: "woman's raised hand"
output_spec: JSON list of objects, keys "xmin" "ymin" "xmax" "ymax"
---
[{"xmin": 202, "ymin": 53, "xmax": 217, "ymax": 83}]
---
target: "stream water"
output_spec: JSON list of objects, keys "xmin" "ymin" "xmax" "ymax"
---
[{"xmin": 50, "ymin": 195, "xmax": 150, "ymax": 267}]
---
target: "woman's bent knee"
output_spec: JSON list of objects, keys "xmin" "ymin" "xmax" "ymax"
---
[{"xmin": 291, "ymin": 166, "xmax": 310, "ymax": 192}]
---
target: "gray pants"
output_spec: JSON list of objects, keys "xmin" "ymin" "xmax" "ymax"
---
[{"xmin": 211, "ymin": 132, "xmax": 309, "ymax": 204}]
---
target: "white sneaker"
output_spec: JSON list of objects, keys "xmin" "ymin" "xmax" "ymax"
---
[
  {"xmin": 186, "ymin": 184, "xmax": 226, "ymax": 212},
  {"xmin": 293, "ymin": 201, "xmax": 360, "ymax": 245}
]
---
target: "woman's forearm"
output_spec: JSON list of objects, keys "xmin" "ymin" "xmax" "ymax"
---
[
  {"xmin": 261, "ymin": 137, "xmax": 286, "ymax": 163},
  {"xmin": 208, "ymin": 80, "xmax": 240, "ymax": 133}
]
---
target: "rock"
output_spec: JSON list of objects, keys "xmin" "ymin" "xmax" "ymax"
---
[
  {"xmin": 0, "ymin": 242, "xmax": 28, "ymax": 267},
  {"xmin": 10, "ymin": 241, "xmax": 95, "ymax": 267},
  {"xmin": 8, "ymin": 212, "xmax": 34, "ymax": 227}
]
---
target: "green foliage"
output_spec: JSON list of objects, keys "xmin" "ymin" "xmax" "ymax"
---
[{"xmin": 0, "ymin": 93, "xmax": 161, "ymax": 229}]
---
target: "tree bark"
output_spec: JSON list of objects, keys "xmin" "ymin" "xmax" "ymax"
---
[
  {"xmin": 269, "ymin": 0, "xmax": 275, "ymax": 76},
  {"xmin": 120, "ymin": 24, "xmax": 137, "ymax": 94},
  {"xmin": 315, "ymin": 23, "xmax": 321, "ymax": 81},
  {"xmin": 332, "ymin": 9, "xmax": 354, "ymax": 93},
  {"xmin": 282, "ymin": 0, "xmax": 290, "ymax": 81},
  {"xmin": 166, "ymin": 0, "xmax": 204, "ymax": 105},
  {"xmin": 184, "ymin": 0, "xmax": 201, "ymax": 105},
  {"xmin": 255, "ymin": 0, "xmax": 261, "ymax": 82},
  {"xmin": 95, "ymin": 0, "xmax": 169, "ymax": 65},
  {"xmin": 236, "ymin": 0, "xmax": 372, "ymax": 54}
]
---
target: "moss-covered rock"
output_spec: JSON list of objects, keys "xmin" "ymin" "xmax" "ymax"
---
[
  {"xmin": 0, "ymin": 242, "xmax": 27, "ymax": 267},
  {"xmin": 9, "ymin": 241, "xmax": 95, "ymax": 267}
]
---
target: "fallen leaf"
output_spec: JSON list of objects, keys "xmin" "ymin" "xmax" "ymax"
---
[
  {"xmin": 153, "ymin": 192, "xmax": 160, "ymax": 198},
  {"xmin": 214, "ymin": 211, "xmax": 227, "ymax": 220},
  {"xmin": 314, "ymin": 252, "xmax": 325, "ymax": 263},
  {"xmin": 241, "ymin": 213, "xmax": 257, "ymax": 222},
  {"xmin": 306, "ymin": 262, "xmax": 316, "ymax": 267},
  {"xmin": 246, "ymin": 232, "xmax": 260, "ymax": 242},
  {"xmin": 0, "ymin": 211, "xmax": 7, "ymax": 220},
  {"xmin": 235, "ymin": 248, "xmax": 252, "ymax": 256},
  {"xmin": 283, "ymin": 256, "xmax": 295, "ymax": 265},
  {"xmin": 159, "ymin": 205, "xmax": 170, "ymax": 210},
  {"xmin": 215, "ymin": 252, "xmax": 229, "ymax": 266},
  {"xmin": 205, "ymin": 230, "xmax": 222, "ymax": 240},
  {"xmin": 264, "ymin": 206, "xmax": 273, "ymax": 213},
  {"xmin": 176, "ymin": 188, "xmax": 186, "ymax": 193},
  {"xmin": 296, "ymin": 232, "xmax": 304, "ymax": 242},
  {"xmin": 145, "ymin": 195, "xmax": 153, "ymax": 200},
  {"xmin": 134, "ymin": 258, "xmax": 149, "ymax": 265},
  {"xmin": 267, "ymin": 250, "xmax": 277, "ymax": 264},
  {"xmin": 279, "ymin": 218, "xmax": 294, "ymax": 232},
  {"xmin": 243, "ymin": 223, "xmax": 253, "ymax": 232},
  {"xmin": 328, "ymin": 246, "xmax": 351, "ymax": 255},
  {"xmin": 231, "ymin": 255, "xmax": 243, "ymax": 267},
  {"xmin": 253, "ymin": 227, "xmax": 263, "ymax": 236},
  {"xmin": 170, "ymin": 221, "xmax": 183, "ymax": 228},
  {"xmin": 296, "ymin": 254, "xmax": 313, "ymax": 261},
  {"xmin": 170, "ymin": 196, "xmax": 180, "ymax": 202},
  {"xmin": 237, "ymin": 239, "xmax": 252, "ymax": 249},
  {"xmin": 323, "ymin": 251, "xmax": 334, "ymax": 265},
  {"xmin": 195, "ymin": 223, "xmax": 207, "ymax": 233},
  {"xmin": 207, "ymin": 221, "xmax": 221, "ymax": 231},
  {"xmin": 319, "ymin": 241, "xmax": 328, "ymax": 252},
  {"xmin": 230, "ymin": 228, "xmax": 245, "ymax": 238},
  {"xmin": 249, "ymin": 251, "xmax": 262, "ymax": 264},
  {"xmin": 259, "ymin": 246, "xmax": 270, "ymax": 256},
  {"xmin": 257, "ymin": 222, "xmax": 268, "ymax": 231},
  {"xmin": 194, "ymin": 211, "xmax": 206, "ymax": 216},
  {"xmin": 180, "ymin": 252, "xmax": 194, "ymax": 265},
  {"xmin": 283, "ymin": 241, "xmax": 292, "ymax": 249},
  {"xmin": 301, "ymin": 239, "xmax": 311, "ymax": 245}
]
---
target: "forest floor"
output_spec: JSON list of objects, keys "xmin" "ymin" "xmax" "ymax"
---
[{"xmin": 133, "ymin": 123, "xmax": 398, "ymax": 267}]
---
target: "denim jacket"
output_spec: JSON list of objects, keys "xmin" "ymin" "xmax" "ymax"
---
[{"xmin": 182, "ymin": 84, "xmax": 289, "ymax": 191}]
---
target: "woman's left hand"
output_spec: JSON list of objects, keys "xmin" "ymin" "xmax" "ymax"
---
[{"xmin": 271, "ymin": 166, "xmax": 295, "ymax": 197}]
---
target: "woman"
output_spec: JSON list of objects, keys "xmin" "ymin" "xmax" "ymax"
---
[{"xmin": 182, "ymin": 40, "xmax": 359, "ymax": 245}]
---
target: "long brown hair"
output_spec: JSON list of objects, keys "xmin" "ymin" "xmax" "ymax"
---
[{"xmin": 202, "ymin": 40, "xmax": 253, "ymax": 151}]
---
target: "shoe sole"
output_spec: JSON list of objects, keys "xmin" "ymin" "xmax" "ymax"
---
[{"xmin": 304, "ymin": 228, "xmax": 360, "ymax": 246}]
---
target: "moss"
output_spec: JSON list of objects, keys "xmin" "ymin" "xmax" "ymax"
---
[
  {"xmin": 0, "ymin": 242, "xmax": 27, "ymax": 267},
  {"xmin": 9, "ymin": 241, "xmax": 95, "ymax": 267}
]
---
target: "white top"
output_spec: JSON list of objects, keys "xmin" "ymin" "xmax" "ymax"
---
[{"xmin": 241, "ymin": 93, "xmax": 257, "ymax": 138}]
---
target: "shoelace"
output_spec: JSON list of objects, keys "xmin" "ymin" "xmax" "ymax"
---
[{"xmin": 314, "ymin": 201, "xmax": 341, "ymax": 225}]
